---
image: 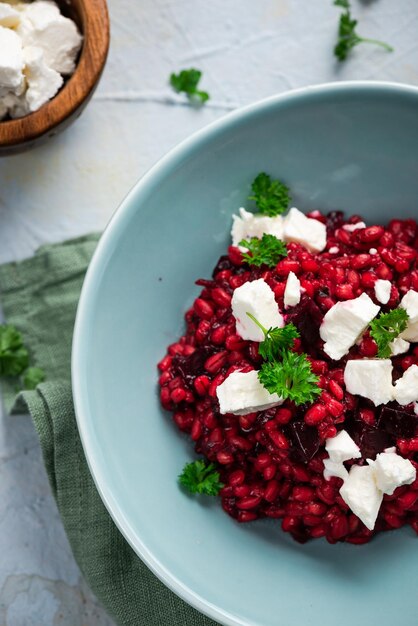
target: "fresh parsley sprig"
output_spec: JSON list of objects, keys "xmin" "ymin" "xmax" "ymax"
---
[
  {"xmin": 247, "ymin": 315, "xmax": 320, "ymax": 405},
  {"xmin": 0, "ymin": 324, "xmax": 45, "ymax": 390},
  {"xmin": 259, "ymin": 351, "xmax": 321, "ymax": 406},
  {"xmin": 170, "ymin": 69, "xmax": 209, "ymax": 103},
  {"xmin": 179, "ymin": 460, "xmax": 224, "ymax": 496},
  {"xmin": 369, "ymin": 308, "xmax": 409, "ymax": 358},
  {"xmin": 247, "ymin": 314, "xmax": 299, "ymax": 361},
  {"xmin": 239, "ymin": 234, "xmax": 287, "ymax": 268},
  {"xmin": 249, "ymin": 173, "xmax": 290, "ymax": 217},
  {"xmin": 334, "ymin": 0, "xmax": 393, "ymax": 62}
]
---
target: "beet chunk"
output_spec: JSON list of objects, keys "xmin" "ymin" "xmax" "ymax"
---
[
  {"xmin": 378, "ymin": 405, "xmax": 417, "ymax": 439},
  {"xmin": 173, "ymin": 347, "xmax": 215, "ymax": 387},
  {"xmin": 287, "ymin": 296, "xmax": 324, "ymax": 350},
  {"xmin": 287, "ymin": 421, "xmax": 321, "ymax": 462}
]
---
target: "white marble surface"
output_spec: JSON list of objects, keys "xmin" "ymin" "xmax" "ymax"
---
[{"xmin": 1, "ymin": 0, "xmax": 418, "ymax": 623}]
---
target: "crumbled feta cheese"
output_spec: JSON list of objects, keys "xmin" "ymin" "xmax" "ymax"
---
[
  {"xmin": 231, "ymin": 208, "xmax": 284, "ymax": 249},
  {"xmin": 16, "ymin": 0, "xmax": 82, "ymax": 74},
  {"xmin": 344, "ymin": 359, "xmax": 394, "ymax": 406},
  {"xmin": 282, "ymin": 208, "xmax": 327, "ymax": 253},
  {"xmin": 320, "ymin": 293, "xmax": 380, "ymax": 360},
  {"xmin": 325, "ymin": 429, "xmax": 361, "ymax": 463},
  {"xmin": 369, "ymin": 248, "xmax": 377, "ymax": 255},
  {"xmin": 0, "ymin": 0, "xmax": 81, "ymax": 119},
  {"xmin": 393, "ymin": 364, "xmax": 418, "ymax": 405},
  {"xmin": 0, "ymin": 2, "xmax": 20, "ymax": 27},
  {"xmin": 390, "ymin": 337, "xmax": 409, "ymax": 356},
  {"xmin": 231, "ymin": 279, "xmax": 284, "ymax": 342},
  {"xmin": 400, "ymin": 290, "xmax": 418, "ymax": 341},
  {"xmin": 323, "ymin": 458, "xmax": 349, "ymax": 481},
  {"xmin": 368, "ymin": 451, "xmax": 416, "ymax": 496},
  {"xmin": 0, "ymin": 26, "xmax": 24, "ymax": 91},
  {"xmin": 374, "ymin": 279, "xmax": 391, "ymax": 305},
  {"xmin": 339, "ymin": 465, "xmax": 383, "ymax": 531},
  {"xmin": 283, "ymin": 271, "xmax": 301, "ymax": 309},
  {"xmin": 342, "ymin": 222, "xmax": 366, "ymax": 232},
  {"xmin": 216, "ymin": 370, "xmax": 283, "ymax": 415},
  {"xmin": 328, "ymin": 246, "xmax": 339, "ymax": 254},
  {"xmin": 22, "ymin": 45, "xmax": 62, "ymax": 112}
]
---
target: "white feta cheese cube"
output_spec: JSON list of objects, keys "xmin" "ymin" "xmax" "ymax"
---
[
  {"xmin": 323, "ymin": 458, "xmax": 349, "ymax": 482},
  {"xmin": 216, "ymin": 370, "xmax": 283, "ymax": 415},
  {"xmin": 390, "ymin": 337, "xmax": 410, "ymax": 356},
  {"xmin": 374, "ymin": 279, "xmax": 392, "ymax": 305},
  {"xmin": 0, "ymin": 2, "xmax": 20, "ymax": 27},
  {"xmin": 400, "ymin": 290, "xmax": 418, "ymax": 341},
  {"xmin": 282, "ymin": 208, "xmax": 327, "ymax": 253},
  {"xmin": 393, "ymin": 364, "xmax": 418, "ymax": 406},
  {"xmin": 17, "ymin": 0, "xmax": 82, "ymax": 75},
  {"xmin": 368, "ymin": 451, "xmax": 416, "ymax": 495},
  {"xmin": 231, "ymin": 208, "xmax": 284, "ymax": 249},
  {"xmin": 231, "ymin": 279, "xmax": 284, "ymax": 342},
  {"xmin": 320, "ymin": 293, "xmax": 380, "ymax": 360},
  {"xmin": 344, "ymin": 359, "xmax": 394, "ymax": 406},
  {"xmin": 0, "ymin": 25, "xmax": 24, "ymax": 91},
  {"xmin": 342, "ymin": 222, "xmax": 366, "ymax": 232},
  {"xmin": 325, "ymin": 429, "xmax": 361, "ymax": 463},
  {"xmin": 283, "ymin": 271, "xmax": 301, "ymax": 309},
  {"xmin": 339, "ymin": 465, "xmax": 383, "ymax": 530}
]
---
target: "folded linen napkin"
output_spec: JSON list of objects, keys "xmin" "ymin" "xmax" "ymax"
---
[{"xmin": 0, "ymin": 236, "xmax": 219, "ymax": 626}]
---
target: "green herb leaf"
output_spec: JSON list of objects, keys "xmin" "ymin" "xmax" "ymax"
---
[
  {"xmin": 0, "ymin": 325, "xmax": 29, "ymax": 377},
  {"xmin": 258, "ymin": 351, "xmax": 321, "ymax": 406},
  {"xmin": 334, "ymin": 3, "xmax": 393, "ymax": 61},
  {"xmin": 369, "ymin": 308, "xmax": 409, "ymax": 358},
  {"xmin": 170, "ymin": 68, "xmax": 209, "ymax": 103},
  {"xmin": 239, "ymin": 234, "xmax": 287, "ymax": 268},
  {"xmin": 23, "ymin": 366, "xmax": 45, "ymax": 390},
  {"xmin": 179, "ymin": 460, "xmax": 224, "ymax": 496},
  {"xmin": 249, "ymin": 172, "xmax": 290, "ymax": 216},
  {"xmin": 246, "ymin": 314, "xmax": 299, "ymax": 361}
]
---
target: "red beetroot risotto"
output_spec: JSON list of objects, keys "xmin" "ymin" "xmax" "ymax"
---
[{"xmin": 158, "ymin": 208, "xmax": 418, "ymax": 544}]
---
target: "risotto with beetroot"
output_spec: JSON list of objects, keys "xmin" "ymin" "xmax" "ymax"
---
[{"xmin": 158, "ymin": 173, "xmax": 418, "ymax": 544}]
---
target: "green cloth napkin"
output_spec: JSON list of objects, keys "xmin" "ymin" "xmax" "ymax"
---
[{"xmin": 0, "ymin": 236, "xmax": 219, "ymax": 626}]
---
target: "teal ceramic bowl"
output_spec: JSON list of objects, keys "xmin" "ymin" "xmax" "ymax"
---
[{"xmin": 73, "ymin": 82, "xmax": 418, "ymax": 626}]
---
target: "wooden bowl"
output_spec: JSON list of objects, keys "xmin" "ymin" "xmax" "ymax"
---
[{"xmin": 0, "ymin": 0, "xmax": 110, "ymax": 156}]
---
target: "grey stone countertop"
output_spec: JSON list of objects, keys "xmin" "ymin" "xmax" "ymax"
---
[{"xmin": 1, "ymin": 0, "xmax": 418, "ymax": 623}]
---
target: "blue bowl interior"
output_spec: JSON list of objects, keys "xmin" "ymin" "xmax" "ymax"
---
[{"xmin": 73, "ymin": 83, "xmax": 418, "ymax": 626}]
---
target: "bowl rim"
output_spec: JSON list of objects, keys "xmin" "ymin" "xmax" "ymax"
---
[
  {"xmin": 0, "ymin": 0, "xmax": 109, "ymax": 148},
  {"xmin": 72, "ymin": 80, "xmax": 418, "ymax": 626}
]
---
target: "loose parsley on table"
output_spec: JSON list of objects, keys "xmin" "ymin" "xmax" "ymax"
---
[
  {"xmin": 179, "ymin": 460, "xmax": 224, "ymax": 496},
  {"xmin": 249, "ymin": 173, "xmax": 290, "ymax": 217},
  {"xmin": 333, "ymin": 0, "xmax": 393, "ymax": 62},
  {"xmin": 0, "ymin": 324, "xmax": 45, "ymax": 389},
  {"xmin": 239, "ymin": 234, "xmax": 287, "ymax": 268},
  {"xmin": 169, "ymin": 68, "xmax": 209, "ymax": 103},
  {"xmin": 369, "ymin": 308, "xmax": 409, "ymax": 359}
]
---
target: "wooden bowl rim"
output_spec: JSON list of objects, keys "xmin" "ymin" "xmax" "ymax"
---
[{"xmin": 0, "ymin": 0, "xmax": 110, "ymax": 148}]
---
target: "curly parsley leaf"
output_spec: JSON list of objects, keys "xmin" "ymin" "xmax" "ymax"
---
[
  {"xmin": 249, "ymin": 172, "xmax": 290, "ymax": 216},
  {"xmin": 258, "ymin": 351, "xmax": 321, "ymax": 406},
  {"xmin": 170, "ymin": 69, "xmax": 209, "ymax": 103},
  {"xmin": 179, "ymin": 460, "xmax": 224, "ymax": 496},
  {"xmin": 0, "ymin": 325, "xmax": 29, "ymax": 377},
  {"xmin": 23, "ymin": 366, "xmax": 45, "ymax": 390},
  {"xmin": 246, "ymin": 314, "xmax": 299, "ymax": 361},
  {"xmin": 334, "ymin": 1, "xmax": 393, "ymax": 61},
  {"xmin": 239, "ymin": 234, "xmax": 287, "ymax": 268},
  {"xmin": 369, "ymin": 308, "xmax": 409, "ymax": 358}
]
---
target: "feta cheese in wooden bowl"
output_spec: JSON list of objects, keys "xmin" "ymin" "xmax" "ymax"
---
[{"xmin": 0, "ymin": 0, "xmax": 109, "ymax": 155}]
